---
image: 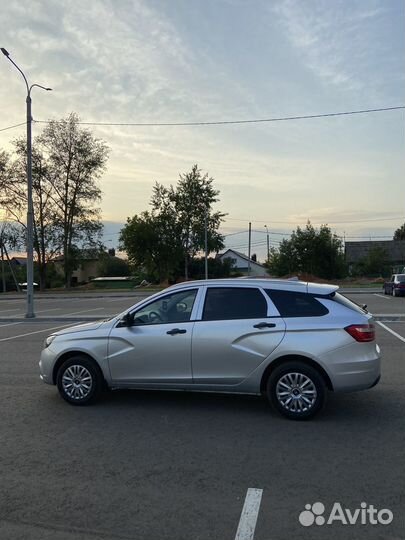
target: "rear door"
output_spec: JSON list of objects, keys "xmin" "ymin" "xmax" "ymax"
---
[{"xmin": 191, "ymin": 286, "xmax": 286, "ymax": 385}]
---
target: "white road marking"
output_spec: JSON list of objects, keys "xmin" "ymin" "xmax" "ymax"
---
[
  {"xmin": 235, "ymin": 488, "xmax": 263, "ymax": 540},
  {"xmin": 377, "ymin": 321, "xmax": 405, "ymax": 343},
  {"xmin": 106, "ymin": 297, "xmax": 137, "ymax": 302},
  {"xmin": 0, "ymin": 308, "xmax": 24, "ymax": 313},
  {"xmin": 0, "ymin": 322, "xmax": 23, "ymax": 328},
  {"xmin": 63, "ymin": 308, "xmax": 105, "ymax": 316},
  {"xmin": 374, "ymin": 294, "xmax": 391, "ymax": 300},
  {"xmin": 34, "ymin": 308, "xmax": 62, "ymax": 314},
  {"xmin": 0, "ymin": 323, "xmax": 79, "ymax": 342}
]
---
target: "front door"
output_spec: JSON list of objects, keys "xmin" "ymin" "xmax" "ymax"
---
[{"xmin": 108, "ymin": 288, "xmax": 199, "ymax": 384}]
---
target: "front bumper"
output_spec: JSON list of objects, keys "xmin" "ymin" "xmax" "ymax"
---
[{"xmin": 39, "ymin": 346, "xmax": 57, "ymax": 385}]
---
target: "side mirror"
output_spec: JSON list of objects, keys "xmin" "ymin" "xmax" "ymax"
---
[{"xmin": 121, "ymin": 312, "xmax": 134, "ymax": 327}]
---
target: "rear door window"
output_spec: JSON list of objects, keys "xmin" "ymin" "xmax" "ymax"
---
[
  {"xmin": 202, "ymin": 287, "xmax": 268, "ymax": 321},
  {"xmin": 264, "ymin": 289, "xmax": 329, "ymax": 317}
]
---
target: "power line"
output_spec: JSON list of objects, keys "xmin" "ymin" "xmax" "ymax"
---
[
  {"xmin": 0, "ymin": 121, "xmax": 26, "ymax": 133},
  {"xmin": 29, "ymin": 106, "xmax": 405, "ymax": 128},
  {"xmin": 225, "ymin": 215, "xmax": 404, "ymax": 225}
]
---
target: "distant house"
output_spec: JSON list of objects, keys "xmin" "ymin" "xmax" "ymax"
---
[
  {"xmin": 52, "ymin": 249, "xmax": 124, "ymax": 285},
  {"xmin": 52, "ymin": 255, "xmax": 99, "ymax": 284},
  {"xmin": 217, "ymin": 249, "xmax": 269, "ymax": 277},
  {"xmin": 10, "ymin": 257, "xmax": 27, "ymax": 267},
  {"xmin": 345, "ymin": 240, "xmax": 405, "ymax": 272}
]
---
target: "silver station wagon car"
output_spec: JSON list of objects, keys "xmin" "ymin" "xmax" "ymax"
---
[{"xmin": 39, "ymin": 279, "xmax": 381, "ymax": 420}]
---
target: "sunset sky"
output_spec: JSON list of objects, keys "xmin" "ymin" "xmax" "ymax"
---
[{"xmin": 1, "ymin": 0, "xmax": 404, "ymax": 259}]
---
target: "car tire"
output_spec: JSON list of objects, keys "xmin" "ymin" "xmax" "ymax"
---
[
  {"xmin": 56, "ymin": 356, "xmax": 103, "ymax": 406},
  {"xmin": 267, "ymin": 361, "xmax": 327, "ymax": 420}
]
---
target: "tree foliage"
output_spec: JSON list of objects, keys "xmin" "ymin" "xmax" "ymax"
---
[
  {"xmin": 266, "ymin": 222, "xmax": 346, "ymax": 279},
  {"xmin": 394, "ymin": 224, "xmax": 405, "ymax": 241},
  {"xmin": 120, "ymin": 165, "xmax": 225, "ymax": 282},
  {"xmin": 0, "ymin": 114, "xmax": 109, "ymax": 288},
  {"xmin": 350, "ymin": 247, "xmax": 391, "ymax": 277}
]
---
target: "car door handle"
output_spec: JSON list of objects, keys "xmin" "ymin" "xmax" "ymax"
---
[
  {"xmin": 253, "ymin": 322, "xmax": 276, "ymax": 329},
  {"xmin": 166, "ymin": 328, "xmax": 187, "ymax": 335}
]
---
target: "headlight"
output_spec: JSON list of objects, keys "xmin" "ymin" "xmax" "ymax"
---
[{"xmin": 43, "ymin": 335, "xmax": 56, "ymax": 348}]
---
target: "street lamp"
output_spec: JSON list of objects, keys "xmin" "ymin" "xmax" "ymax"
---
[{"xmin": 1, "ymin": 48, "xmax": 52, "ymax": 318}]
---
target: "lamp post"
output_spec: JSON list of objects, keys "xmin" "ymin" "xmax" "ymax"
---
[{"xmin": 1, "ymin": 48, "xmax": 51, "ymax": 318}]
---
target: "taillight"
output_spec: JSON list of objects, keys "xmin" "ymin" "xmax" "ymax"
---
[{"xmin": 345, "ymin": 324, "xmax": 375, "ymax": 342}]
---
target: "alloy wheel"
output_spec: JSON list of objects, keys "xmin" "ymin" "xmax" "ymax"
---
[{"xmin": 276, "ymin": 372, "xmax": 317, "ymax": 413}]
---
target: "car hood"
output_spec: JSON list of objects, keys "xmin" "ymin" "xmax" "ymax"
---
[{"xmin": 52, "ymin": 320, "xmax": 109, "ymax": 337}]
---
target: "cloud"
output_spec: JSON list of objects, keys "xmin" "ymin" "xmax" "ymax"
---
[{"xmin": 272, "ymin": 0, "xmax": 389, "ymax": 93}]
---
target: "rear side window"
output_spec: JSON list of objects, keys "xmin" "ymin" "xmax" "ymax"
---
[
  {"xmin": 333, "ymin": 292, "xmax": 367, "ymax": 314},
  {"xmin": 264, "ymin": 289, "xmax": 329, "ymax": 318},
  {"xmin": 202, "ymin": 287, "xmax": 267, "ymax": 321}
]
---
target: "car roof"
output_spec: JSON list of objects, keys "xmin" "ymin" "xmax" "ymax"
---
[{"xmin": 167, "ymin": 278, "xmax": 339, "ymax": 296}]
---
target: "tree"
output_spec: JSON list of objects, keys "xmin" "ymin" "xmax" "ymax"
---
[
  {"xmin": 351, "ymin": 247, "xmax": 390, "ymax": 277},
  {"xmin": 266, "ymin": 222, "xmax": 346, "ymax": 279},
  {"xmin": 120, "ymin": 165, "xmax": 226, "ymax": 282},
  {"xmin": 0, "ymin": 114, "xmax": 109, "ymax": 289},
  {"xmin": 119, "ymin": 211, "xmax": 183, "ymax": 282},
  {"xmin": 0, "ymin": 222, "xmax": 25, "ymax": 292},
  {"xmin": 151, "ymin": 165, "xmax": 226, "ymax": 278},
  {"xmin": 394, "ymin": 224, "xmax": 405, "ymax": 240},
  {"xmin": 37, "ymin": 113, "xmax": 109, "ymax": 287}
]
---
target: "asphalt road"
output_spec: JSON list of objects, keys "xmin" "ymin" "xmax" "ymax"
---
[{"xmin": 0, "ymin": 291, "xmax": 404, "ymax": 539}]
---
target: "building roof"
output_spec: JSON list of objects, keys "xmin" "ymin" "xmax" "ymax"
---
[
  {"xmin": 218, "ymin": 248, "xmax": 266, "ymax": 269},
  {"xmin": 10, "ymin": 257, "xmax": 27, "ymax": 266}
]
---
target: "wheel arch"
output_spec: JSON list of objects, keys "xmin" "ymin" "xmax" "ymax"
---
[
  {"xmin": 52, "ymin": 350, "xmax": 105, "ymax": 385},
  {"xmin": 260, "ymin": 354, "xmax": 334, "ymax": 393}
]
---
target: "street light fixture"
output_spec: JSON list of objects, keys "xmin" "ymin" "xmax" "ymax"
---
[{"xmin": 1, "ymin": 48, "xmax": 52, "ymax": 318}]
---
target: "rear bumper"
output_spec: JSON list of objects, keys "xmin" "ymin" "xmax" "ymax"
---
[{"xmin": 321, "ymin": 343, "xmax": 381, "ymax": 393}]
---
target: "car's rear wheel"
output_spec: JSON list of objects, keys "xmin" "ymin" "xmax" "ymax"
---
[
  {"xmin": 56, "ymin": 356, "xmax": 103, "ymax": 405},
  {"xmin": 267, "ymin": 361, "xmax": 326, "ymax": 420}
]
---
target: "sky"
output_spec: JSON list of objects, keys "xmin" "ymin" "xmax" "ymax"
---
[{"xmin": 0, "ymin": 0, "xmax": 404, "ymax": 260}]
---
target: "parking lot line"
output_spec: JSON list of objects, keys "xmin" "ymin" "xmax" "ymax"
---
[
  {"xmin": 0, "ymin": 322, "xmax": 22, "ymax": 328},
  {"xmin": 235, "ymin": 488, "xmax": 263, "ymax": 540},
  {"xmin": 0, "ymin": 323, "xmax": 81, "ymax": 342},
  {"xmin": 63, "ymin": 308, "xmax": 105, "ymax": 315},
  {"xmin": 377, "ymin": 321, "xmax": 405, "ymax": 343},
  {"xmin": 374, "ymin": 294, "xmax": 391, "ymax": 300}
]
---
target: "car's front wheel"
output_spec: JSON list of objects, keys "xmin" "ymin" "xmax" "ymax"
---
[
  {"xmin": 56, "ymin": 356, "xmax": 103, "ymax": 405},
  {"xmin": 267, "ymin": 361, "xmax": 327, "ymax": 420}
]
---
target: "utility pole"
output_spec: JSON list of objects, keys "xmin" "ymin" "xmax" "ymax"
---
[
  {"xmin": 1, "ymin": 47, "xmax": 52, "ymax": 317},
  {"xmin": 204, "ymin": 211, "xmax": 208, "ymax": 280},
  {"xmin": 247, "ymin": 222, "xmax": 251, "ymax": 276},
  {"xmin": 264, "ymin": 225, "xmax": 270, "ymax": 262}
]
